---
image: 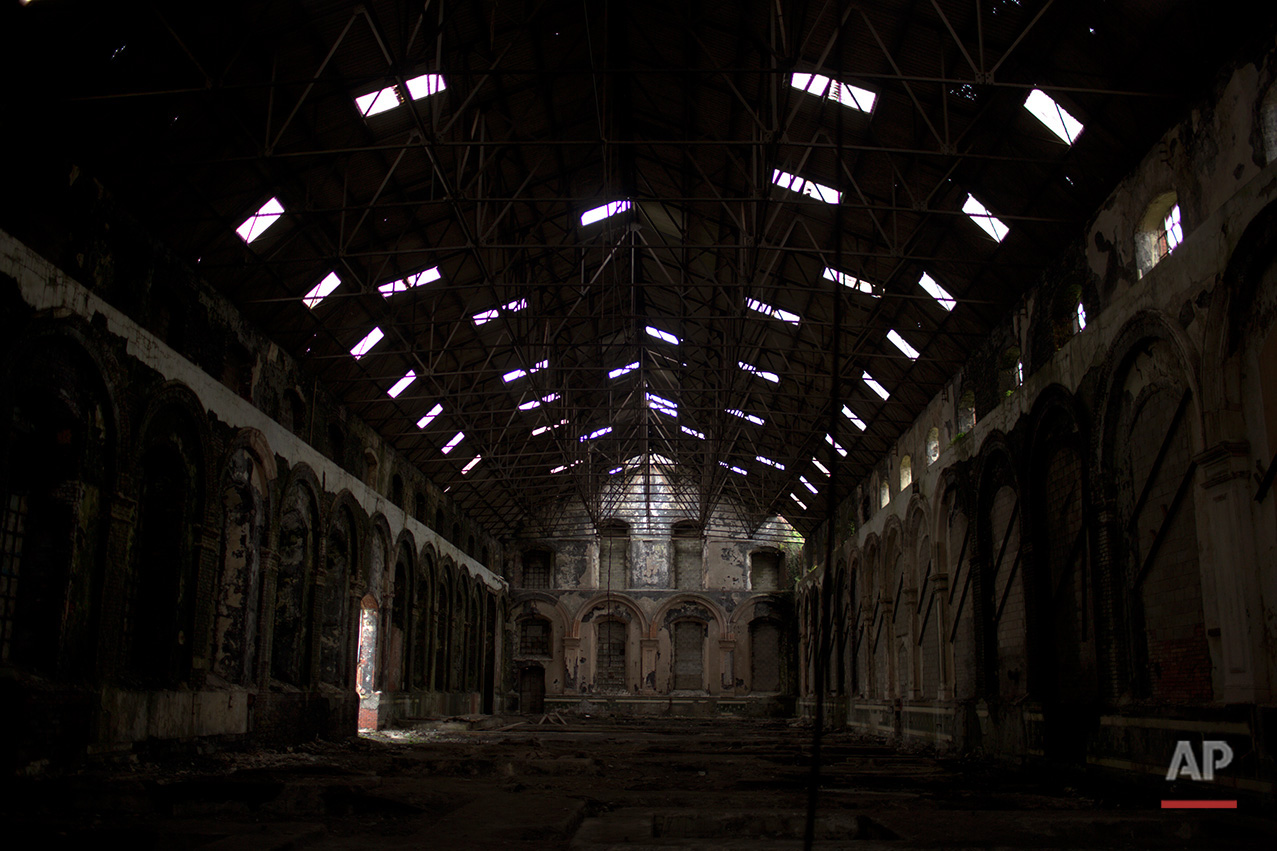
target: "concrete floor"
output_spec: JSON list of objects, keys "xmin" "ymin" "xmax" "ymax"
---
[{"xmin": 2, "ymin": 717, "xmax": 1271, "ymax": 849}]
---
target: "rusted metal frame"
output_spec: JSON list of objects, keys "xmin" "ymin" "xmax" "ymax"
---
[
  {"xmin": 1132, "ymin": 459, "xmax": 1199, "ymax": 590},
  {"xmin": 265, "ymin": 10, "xmax": 361, "ymax": 155},
  {"xmin": 989, "ymin": 497, "xmax": 1021, "ymax": 625},
  {"xmin": 928, "ymin": 0, "xmax": 980, "ymax": 80},
  {"xmin": 857, "ymin": 7, "xmax": 946, "ymax": 150},
  {"xmin": 776, "ymin": 0, "xmax": 854, "ymax": 138},
  {"xmin": 988, "ymin": 0, "xmax": 1055, "ymax": 78}
]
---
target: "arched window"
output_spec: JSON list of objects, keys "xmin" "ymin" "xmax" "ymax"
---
[
  {"xmin": 321, "ymin": 506, "xmax": 357, "ymax": 687},
  {"xmin": 899, "ymin": 455, "xmax": 912, "ymax": 490},
  {"xmin": 671, "ymin": 520, "xmax": 702, "ymax": 590},
  {"xmin": 413, "ymin": 490, "xmax": 426, "ymax": 523},
  {"xmin": 879, "ymin": 477, "xmax": 890, "ymax": 509},
  {"xmin": 1137, "ymin": 191, "xmax": 1183, "ymax": 274},
  {"xmin": 597, "ymin": 519, "xmax": 629, "ymax": 590},
  {"xmin": 957, "ymin": 389, "xmax": 976, "ymax": 435},
  {"xmin": 926, "ymin": 427, "xmax": 940, "ymax": 465},
  {"xmin": 391, "ymin": 473, "xmax": 404, "ymax": 507},
  {"xmin": 595, "ymin": 619, "xmax": 627, "ymax": 691},
  {"xmin": 272, "ymin": 482, "xmax": 317, "ymax": 686},
  {"xmin": 356, "ymin": 594, "xmax": 379, "ymax": 701},
  {"xmin": 522, "ymin": 549, "xmax": 551, "ymax": 589}
]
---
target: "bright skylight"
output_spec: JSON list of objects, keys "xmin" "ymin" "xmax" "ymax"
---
[
  {"xmin": 646, "ymin": 326, "xmax": 680, "ymax": 345},
  {"xmin": 350, "ymin": 327, "xmax": 385, "ymax": 360},
  {"xmin": 551, "ymin": 460, "xmax": 582, "ymax": 474},
  {"xmin": 746, "ymin": 298, "xmax": 800, "ymax": 325},
  {"xmin": 532, "ymin": 419, "xmax": 568, "ymax": 436},
  {"xmin": 303, "ymin": 271, "xmax": 342, "ymax": 308},
  {"xmin": 823, "ymin": 266, "xmax": 877, "ymax": 297},
  {"xmin": 441, "ymin": 431, "xmax": 464, "ymax": 454},
  {"xmin": 404, "ymin": 73, "xmax": 446, "ymax": 100},
  {"xmin": 726, "ymin": 408, "xmax": 765, "ymax": 426},
  {"xmin": 790, "ymin": 492, "xmax": 809, "ymax": 510},
  {"xmin": 460, "ymin": 455, "xmax": 482, "ymax": 475},
  {"xmin": 756, "ymin": 455, "xmax": 784, "ymax": 470},
  {"xmin": 1076, "ymin": 301, "xmax": 1087, "ymax": 331},
  {"xmin": 473, "ymin": 298, "xmax": 528, "ymax": 326},
  {"xmin": 518, "ymin": 393, "xmax": 560, "ymax": 411},
  {"xmin": 646, "ymin": 393, "xmax": 677, "ymax": 416},
  {"xmin": 416, "ymin": 403, "xmax": 443, "ymax": 429},
  {"xmin": 738, "ymin": 361, "xmax": 780, "ymax": 383},
  {"xmin": 812, "ymin": 458, "xmax": 831, "ymax": 475},
  {"xmin": 800, "ymin": 475, "xmax": 818, "ymax": 494},
  {"xmin": 609, "ymin": 362, "xmax": 640, "ymax": 379},
  {"xmin": 502, "ymin": 359, "xmax": 549, "ymax": 383},
  {"xmin": 236, "ymin": 197, "xmax": 284, "ymax": 243},
  {"xmin": 918, "ymin": 272, "xmax": 955, "ymax": 311},
  {"xmin": 581, "ymin": 200, "xmax": 632, "ymax": 227},
  {"xmin": 771, "ymin": 168, "xmax": 841, "ymax": 204},
  {"xmin": 609, "ymin": 466, "xmax": 624, "ymax": 475},
  {"xmin": 790, "ymin": 72, "xmax": 876, "ymax": 113},
  {"xmin": 379, "ymin": 266, "xmax": 441, "ymax": 296},
  {"xmin": 886, "ymin": 330, "xmax": 920, "ymax": 360},
  {"xmin": 681, "ymin": 425, "xmax": 706, "ymax": 440},
  {"xmin": 841, "ymin": 405, "xmax": 866, "ymax": 431},
  {"xmin": 825, "ymin": 434, "xmax": 847, "ymax": 457},
  {"xmin": 863, "ymin": 370, "xmax": 890, "ymax": 400},
  {"xmin": 580, "ymin": 426, "xmax": 612, "ymax": 442},
  {"xmin": 962, "ymin": 194, "xmax": 1009, "ymax": 242},
  {"xmin": 1023, "ymin": 88, "xmax": 1083, "ymax": 145},
  {"xmin": 719, "ymin": 461, "xmax": 748, "ymax": 476},
  {"xmin": 387, "ymin": 370, "xmax": 417, "ymax": 399},
  {"xmin": 356, "ymin": 73, "xmax": 446, "ymax": 118}
]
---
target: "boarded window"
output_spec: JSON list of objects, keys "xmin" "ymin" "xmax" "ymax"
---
[
  {"xmin": 671, "ymin": 521, "xmax": 701, "ymax": 590},
  {"xmin": 673, "ymin": 621, "xmax": 705, "ymax": 690},
  {"xmin": 523, "ymin": 550, "xmax": 550, "ymax": 589},
  {"xmin": 520, "ymin": 618, "xmax": 550, "ymax": 656},
  {"xmin": 751, "ymin": 620, "xmax": 781, "ymax": 692},
  {"xmin": 750, "ymin": 551, "xmax": 780, "ymax": 591},
  {"xmin": 596, "ymin": 620, "xmax": 626, "ymax": 691},
  {"xmin": 598, "ymin": 520, "xmax": 629, "ymax": 590}
]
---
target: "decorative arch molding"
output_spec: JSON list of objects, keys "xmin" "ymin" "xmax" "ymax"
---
[
  {"xmin": 512, "ymin": 592, "xmax": 573, "ymax": 634},
  {"xmin": 224, "ymin": 427, "xmax": 278, "ymax": 485},
  {"xmin": 651, "ymin": 593, "xmax": 728, "ymax": 638},
  {"xmin": 571, "ymin": 594, "xmax": 649, "ymax": 639},
  {"xmin": 133, "ymin": 380, "xmax": 215, "ymax": 506},
  {"xmin": 727, "ymin": 593, "xmax": 793, "ymax": 633}
]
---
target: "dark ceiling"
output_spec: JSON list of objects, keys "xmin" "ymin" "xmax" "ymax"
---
[{"xmin": 1, "ymin": 0, "xmax": 1262, "ymax": 539}]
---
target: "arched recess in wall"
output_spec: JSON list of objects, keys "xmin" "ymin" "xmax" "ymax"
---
[
  {"xmin": 434, "ymin": 561, "xmax": 453, "ymax": 691},
  {"xmin": 975, "ymin": 439, "xmax": 1026, "ymax": 704},
  {"xmin": 907, "ymin": 501, "xmax": 938, "ymax": 701},
  {"xmin": 388, "ymin": 537, "xmax": 415, "ymax": 692},
  {"xmin": 466, "ymin": 582, "xmax": 482, "ymax": 692},
  {"xmin": 1100, "ymin": 320, "xmax": 1212, "ymax": 703},
  {"xmin": 576, "ymin": 595, "xmax": 646, "ymax": 694},
  {"xmin": 449, "ymin": 570, "xmax": 466, "ymax": 690},
  {"xmin": 272, "ymin": 470, "xmax": 320, "ymax": 686},
  {"xmin": 664, "ymin": 601, "xmax": 714, "ymax": 693},
  {"xmin": 0, "ymin": 331, "xmax": 116, "ymax": 677},
  {"xmin": 827, "ymin": 559, "xmax": 847, "ymax": 695},
  {"xmin": 671, "ymin": 520, "xmax": 703, "ymax": 590},
  {"xmin": 413, "ymin": 544, "xmax": 435, "ymax": 689},
  {"xmin": 597, "ymin": 518, "xmax": 630, "ymax": 591},
  {"xmin": 936, "ymin": 476, "xmax": 974, "ymax": 703},
  {"xmin": 359, "ymin": 520, "xmax": 389, "ymax": 693},
  {"xmin": 127, "ymin": 387, "xmax": 208, "ymax": 687},
  {"xmin": 859, "ymin": 536, "xmax": 881, "ymax": 698},
  {"xmin": 1026, "ymin": 387, "xmax": 1097, "ymax": 759},
  {"xmin": 321, "ymin": 498, "xmax": 361, "ymax": 689},
  {"xmin": 881, "ymin": 521, "xmax": 906, "ymax": 700},
  {"xmin": 1135, "ymin": 190, "xmax": 1184, "ymax": 276},
  {"xmin": 213, "ymin": 431, "xmax": 275, "ymax": 685}
]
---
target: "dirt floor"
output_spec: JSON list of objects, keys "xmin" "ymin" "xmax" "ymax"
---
[{"xmin": 2, "ymin": 715, "xmax": 1271, "ymax": 849}]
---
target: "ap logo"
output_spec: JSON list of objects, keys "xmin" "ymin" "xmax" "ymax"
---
[{"xmin": 1165, "ymin": 740, "xmax": 1233, "ymax": 782}]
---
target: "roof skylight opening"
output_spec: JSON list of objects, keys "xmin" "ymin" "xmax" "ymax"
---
[
  {"xmin": 460, "ymin": 455, "xmax": 482, "ymax": 475},
  {"xmin": 681, "ymin": 425, "xmax": 706, "ymax": 440},
  {"xmin": 580, "ymin": 200, "xmax": 632, "ymax": 227},
  {"xmin": 645, "ymin": 326, "xmax": 680, "ymax": 345},
  {"xmin": 1074, "ymin": 301, "xmax": 1088, "ymax": 332},
  {"xmin": 550, "ymin": 460, "xmax": 582, "ymax": 474},
  {"xmin": 719, "ymin": 461, "xmax": 747, "ymax": 476},
  {"xmin": 531, "ymin": 419, "xmax": 566, "ymax": 437},
  {"xmin": 580, "ymin": 426, "xmax": 613, "ymax": 442},
  {"xmin": 355, "ymin": 84, "xmax": 400, "ymax": 117},
  {"xmin": 646, "ymin": 393, "xmax": 678, "ymax": 416},
  {"xmin": 812, "ymin": 458, "xmax": 831, "ymax": 476},
  {"xmin": 609, "ymin": 361, "xmax": 640, "ymax": 379},
  {"xmin": 823, "ymin": 267, "xmax": 877, "ymax": 297},
  {"xmin": 841, "ymin": 405, "xmax": 867, "ymax": 431},
  {"xmin": 863, "ymin": 370, "xmax": 890, "ymax": 400},
  {"xmin": 825, "ymin": 433, "xmax": 848, "ymax": 457},
  {"xmin": 771, "ymin": 168, "xmax": 842, "ymax": 204},
  {"xmin": 350, "ymin": 327, "xmax": 385, "ymax": 360},
  {"xmin": 303, "ymin": 271, "xmax": 342, "ymax": 309},
  {"xmin": 962, "ymin": 194, "xmax": 1009, "ymax": 242},
  {"xmin": 918, "ymin": 272, "xmax": 956, "ymax": 311},
  {"xmin": 726, "ymin": 408, "xmax": 765, "ymax": 426},
  {"xmin": 886, "ymin": 330, "xmax": 920, "ymax": 360},
  {"xmin": 609, "ymin": 466, "xmax": 624, "ymax": 475},
  {"xmin": 379, "ymin": 267, "xmax": 442, "ymax": 296},
  {"xmin": 738, "ymin": 361, "xmax": 780, "ymax": 383},
  {"xmin": 800, "ymin": 475, "xmax": 819, "ymax": 495},
  {"xmin": 790, "ymin": 72, "xmax": 876, "ymax": 113},
  {"xmin": 387, "ymin": 370, "xmax": 417, "ymax": 399},
  {"xmin": 404, "ymin": 73, "xmax": 447, "ymax": 101},
  {"xmin": 416, "ymin": 403, "xmax": 443, "ymax": 429},
  {"xmin": 746, "ymin": 298, "xmax": 801, "ymax": 325},
  {"xmin": 790, "ymin": 492, "xmax": 809, "ymax": 510},
  {"xmin": 502, "ymin": 359, "xmax": 549, "ymax": 383},
  {"xmin": 441, "ymin": 431, "xmax": 465, "ymax": 454},
  {"xmin": 1023, "ymin": 88, "xmax": 1083, "ymax": 145},
  {"xmin": 473, "ymin": 298, "xmax": 529, "ymax": 326},
  {"xmin": 756, "ymin": 456, "xmax": 784, "ymax": 470},
  {"xmin": 518, "ymin": 393, "xmax": 560, "ymax": 411},
  {"xmin": 236, "ymin": 197, "xmax": 284, "ymax": 244}
]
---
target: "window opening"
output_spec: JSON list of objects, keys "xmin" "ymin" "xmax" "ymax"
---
[
  {"xmin": 416, "ymin": 403, "xmax": 443, "ymax": 429},
  {"xmin": 879, "ymin": 478, "xmax": 890, "ymax": 508},
  {"xmin": 800, "ymin": 475, "xmax": 818, "ymax": 495},
  {"xmin": 1155, "ymin": 203, "xmax": 1183, "ymax": 261},
  {"xmin": 522, "ymin": 551, "xmax": 551, "ymax": 589},
  {"xmin": 771, "ymin": 168, "xmax": 841, "ymax": 204},
  {"xmin": 746, "ymin": 297, "xmax": 801, "ymax": 325},
  {"xmin": 962, "ymin": 194, "xmax": 1009, "ymax": 242},
  {"xmin": 519, "ymin": 618, "xmax": 550, "ymax": 655},
  {"xmin": 441, "ymin": 431, "xmax": 464, "ymax": 454},
  {"xmin": 739, "ymin": 361, "xmax": 780, "ymax": 383},
  {"xmin": 609, "ymin": 361, "xmax": 639, "ymax": 379},
  {"xmin": 473, "ymin": 298, "xmax": 528, "ymax": 326},
  {"xmin": 841, "ymin": 405, "xmax": 866, "ymax": 431},
  {"xmin": 926, "ymin": 427, "xmax": 940, "ymax": 464},
  {"xmin": 580, "ymin": 426, "xmax": 612, "ymax": 441},
  {"xmin": 350, "ymin": 327, "xmax": 384, "ymax": 360},
  {"xmin": 863, "ymin": 370, "xmax": 890, "ymax": 400},
  {"xmin": 726, "ymin": 408, "xmax": 765, "ymax": 426},
  {"xmin": 532, "ymin": 419, "xmax": 568, "ymax": 436},
  {"xmin": 596, "ymin": 620, "xmax": 626, "ymax": 690},
  {"xmin": 811, "ymin": 458, "xmax": 831, "ymax": 476},
  {"xmin": 355, "ymin": 73, "xmax": 446, "ymax": 118},
  {"xmin": 645, "ymin": 326, "xmax": 680, "ymax": 345},
  {"xmin": 502, "ymin": 359, "xmax": 548, "ymax": 383},
  {"xmin": 900, "ymin": 455, "xmax": 913, "ymax": 490},
  {"xmin": 236, "ymin": 197, "xmax": 284, "ymax": 244},
  {"xmin": 646, "ymin": 393, "xmax": 677, "ymax": 416},
  {"xmin": 823, "ymin": 266, "xmax": 877, "ymax": 297},
  {"xmin": 303, "ymin": 271, "xmax": 341, "ymax": 308},
  {"xmin": 673, "ymin": 621, "xmax": 705, "ymax": 690},
  {"xmin": 681, "ymin": 425, "xmax": 706, "ymax": 440},
  {"xmin": 755, "ymin": 455, "xmax": 784, "ymax": 470},
  {"xmin": 1023, "ymin": 88, "xmax": 1083, "ymax": 145},
  {"xmin": 886, "ymin": 330, "xmax": 920, "ymax": 360},
  {"xmin": 1073, "ymin": 301, "xmax": 1088, "ymax": 333},
  {"xmin": 790, "ymin": 493, "xmax": 808, "ymax": 510},
  {"xmin": 791, "ymin": 72, "xmax": 876, "ymax": 113},
  {"xmin": 460, "ymin": 455, "xmax": 481, "ymax": 475},
  {"xmin": 356, "ymin": 595, "xmax": 379, "ymax": 713},
  {"xmin": 387, "ymin": 370, "xmax": 416, "ymax": 399},
  {"xmin": 519, "ymin": 393, "xmax": 559, "ymax": 411},
  {"xmin": 719, "ymin": 462, "xmax": 748, "ymax": 476},
  {"xmin": 379, "ymin": 267, "xmax": 441, "ymax": 296},
  {"xmin": 672, "ymin": 521, "xmax": 702, "ymax": 590},
  {"xmin": 825, "ymin": 434, "xmax": 847, "ymax": 457},
  {"xmin": 581, "ymin": 200, "xmax": 632, "ymax": 226},
  {"xmin": 918, "ymin": 272, "xmax": 956, "ymax": 311}
]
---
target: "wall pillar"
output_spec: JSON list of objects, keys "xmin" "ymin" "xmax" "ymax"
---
[
  {"xmin": 563, "ymin": 636, "xmax": 582, "ymax": 693},
  {"xmin": 640, "ymin": 638, "xmax": 659, "ymax": 694},
  {"xmin": 717, "ymin": 639, "xmax": 735, "ymax": 694}
]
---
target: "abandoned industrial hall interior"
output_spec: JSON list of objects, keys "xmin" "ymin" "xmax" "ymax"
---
[{"xmin": 2, "ymin": 0, "xmax": 1277, "ymax": 846}]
